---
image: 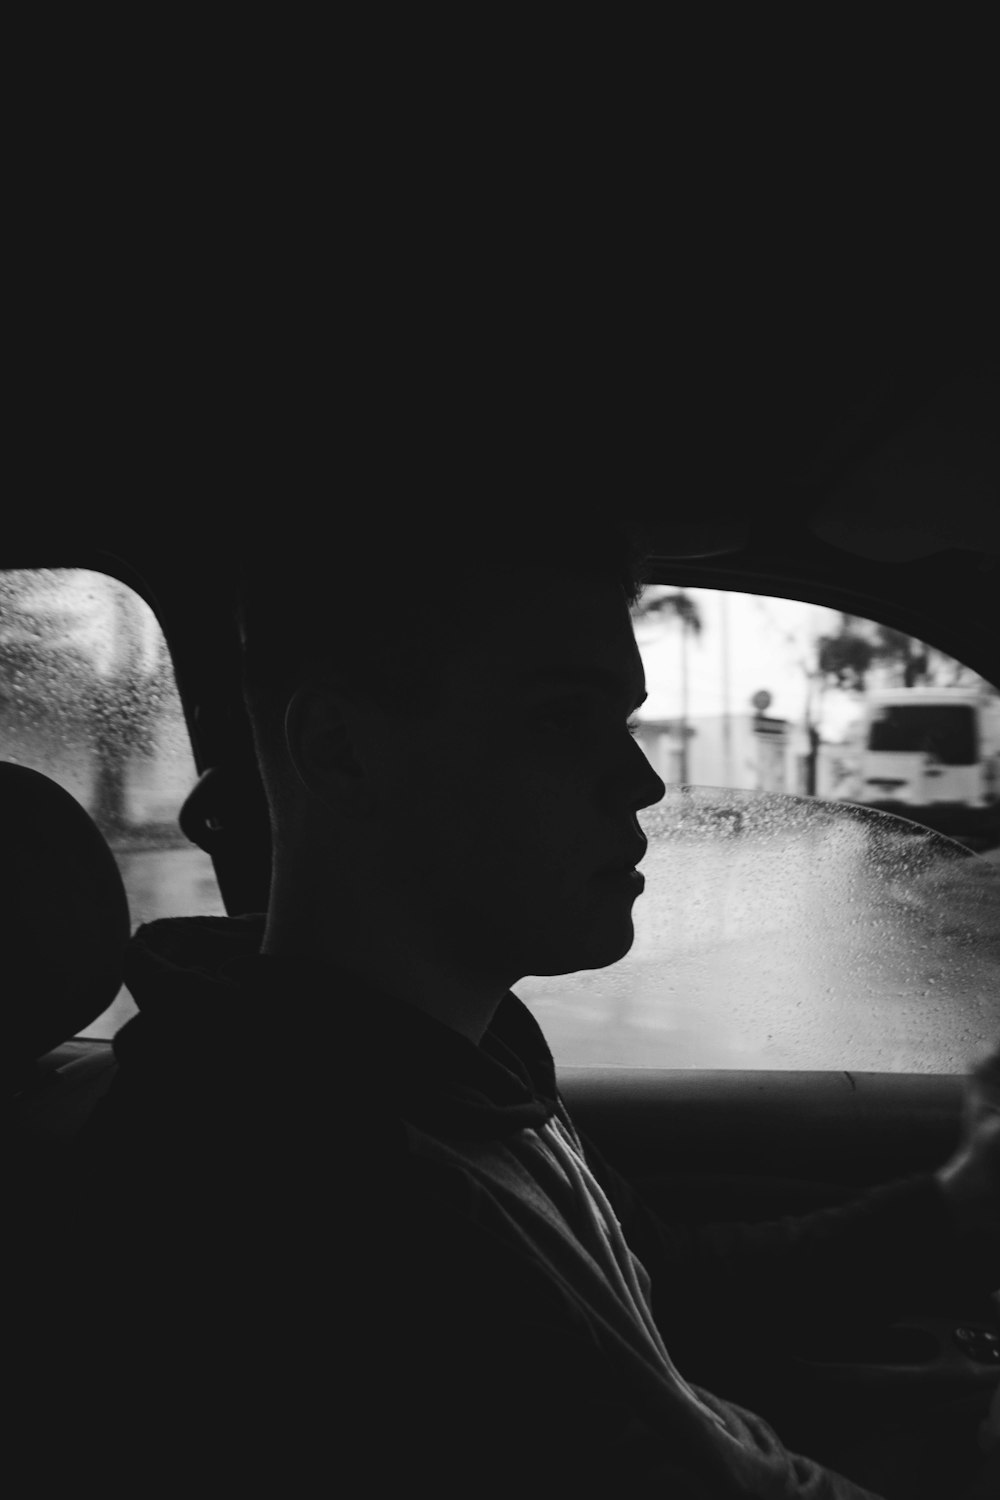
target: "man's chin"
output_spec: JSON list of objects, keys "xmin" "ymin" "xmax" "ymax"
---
[{"xmin": 526, "ymin": 920, "xmax": 635, "ymax": 979}]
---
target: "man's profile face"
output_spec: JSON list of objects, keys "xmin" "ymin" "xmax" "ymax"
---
[{"xmin": 357, "ymin": 568, "xmax": 666, "ymax": 985}]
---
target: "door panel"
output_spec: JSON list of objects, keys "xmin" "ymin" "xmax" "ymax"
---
[
  {"xmin": 558, "ymin": 1067, "xmax": 965, "ymax": 1198},
  {"xmin": 559, "ymin": 1066, "xmax": 998, "ymax": 1434}
]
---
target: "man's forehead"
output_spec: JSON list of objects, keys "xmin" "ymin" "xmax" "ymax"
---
[{"xmin": 469, "ymin": 571, "xmax": 644, "ymax": 693}]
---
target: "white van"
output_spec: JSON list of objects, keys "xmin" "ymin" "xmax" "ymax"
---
[{"xmin": 854, "ymin": 686, "xmax": 1000, "ymax": 841}]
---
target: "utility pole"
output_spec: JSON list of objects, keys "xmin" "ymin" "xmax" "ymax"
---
[
  {"xmin": 679, "ymin": 606, "xmax": 690, "ymax": 783},
  {"xmin": 720, "ymin": 592, "xmax": 733, "ymax": 785},
  {"xmin": 802, "ymin": 666, "xmax": 822, "ymax": 796}
]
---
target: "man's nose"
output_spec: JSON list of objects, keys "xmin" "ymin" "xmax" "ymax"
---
[
  {"xmin": 621, "ymin": 735, "xmax": 667, "ymax": 812},
  {"xmin": 636, "ymin": 761, "xmax": 667, "ymax": 811}
]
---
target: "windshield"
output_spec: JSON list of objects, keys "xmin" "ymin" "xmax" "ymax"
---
[{"xmin": 867, "ymin": 704, "xmax": 978, "ymax": 763}]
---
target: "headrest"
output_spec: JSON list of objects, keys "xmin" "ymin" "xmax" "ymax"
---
[{"xmin": 1, "ymin": 763, "xmax": 130, "ymax": 1086}]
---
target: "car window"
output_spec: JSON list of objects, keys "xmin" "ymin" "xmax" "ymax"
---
[
  {"xmin": 0, "ymin": 568, "xmax": 225, "ymax": 1039},
  {"xmin": 518, "ymin": 586, "xmax": 1000, "ymax": 1072},
  {"xmin": 519, "ymin": 787, "xmax": 1000, "ymax": 1072},
  {"xmin": 7, "ymin": 571, "xmax": 995, "ymax": 1071},
  {"xmin": 624, "ymin": 587, "xmax": 999, "ymax": 821}
]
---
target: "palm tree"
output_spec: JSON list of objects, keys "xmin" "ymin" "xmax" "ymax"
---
[
  {"xmin": 631, "ymin": 590, "xmax": 703, "ymax": 780},
  {"xmin": 631, "ymin": 588, "xmax": 704, "ymax": 636}
]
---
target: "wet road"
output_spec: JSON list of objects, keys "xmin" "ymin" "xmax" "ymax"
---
[{"xmin": 82, "ymin": 830, "xmax": 1000, "ymax": 1075}]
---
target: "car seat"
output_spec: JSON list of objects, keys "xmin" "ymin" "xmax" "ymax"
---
[{"xmin": 4, "ymin": 762, "xmax": 130, "ymax": 1144}]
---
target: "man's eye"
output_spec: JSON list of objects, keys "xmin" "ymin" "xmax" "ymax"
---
[
  {"xmin": 538, "ymin": 701, "xmax": 641, "ymax": 737},
  {"xmin": 539, "ymin": 701, "xmax": 590, "ymax": 731}
]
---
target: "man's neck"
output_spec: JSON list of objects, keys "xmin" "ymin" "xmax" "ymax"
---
[{"xmin": 261, "ymin": 905, "xmax": 510, "ymax": 1046}]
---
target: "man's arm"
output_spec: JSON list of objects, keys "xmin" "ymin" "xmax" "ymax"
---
[
  {"xmin": 372, "ymin": 1168, "xmax": 884, "ymax": 1498},
  {"xmin": 569, "ymin": 1048, "xmax": 1000, "ymax": 1366},
  {"xmin": 935, "ymin": 1049, "xmax": 1000, "ymax": 1245}
]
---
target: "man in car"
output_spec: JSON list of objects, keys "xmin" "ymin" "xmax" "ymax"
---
[{"xmin": 60, "ymin": 515, "xmax": 998, "ymax": 1496}]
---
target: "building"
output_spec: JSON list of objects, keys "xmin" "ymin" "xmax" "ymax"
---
[{"xmin": 633, "ymin": 710, "xmax": 845, "ymax": 798}]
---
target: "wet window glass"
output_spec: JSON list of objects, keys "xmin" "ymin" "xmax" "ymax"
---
[
  {"xmin": 519, "ymin": 788, "xmax": 1000, "ymax": 1073},
  {"xmin": 0, "ymin": 568, "xmax": 225, "ymax": 1039},
  {"xmin": 519, "ymin": 586, "xmax": 1000, "ymax": 1073}
]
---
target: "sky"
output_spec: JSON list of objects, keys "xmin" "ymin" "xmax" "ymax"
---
[{"xmin": 635, "ymin": 587, "xmax": 864, "ymax": 742}]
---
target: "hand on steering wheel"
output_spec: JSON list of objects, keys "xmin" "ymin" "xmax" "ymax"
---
[{"xmin": 936, "ymin": 1047, "xmax": 1000, "ymax": 1241}]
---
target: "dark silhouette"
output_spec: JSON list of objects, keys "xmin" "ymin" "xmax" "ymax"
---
[{"xmin": 40, "ymin": 518, "xmax": 999, "ymax": 1496}]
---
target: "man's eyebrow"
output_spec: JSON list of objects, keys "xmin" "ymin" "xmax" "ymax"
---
[{"xmin": 527, "ymin": 666, "xmax": 648, "ymax": 709}]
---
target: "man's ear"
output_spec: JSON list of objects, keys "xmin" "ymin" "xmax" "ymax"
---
[{"xmin": 283, "ymin": 681, "xmax": 371, "ymax": 816}]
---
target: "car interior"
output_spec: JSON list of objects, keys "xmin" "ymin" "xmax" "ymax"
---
[{"xmin": 6, "ymin": 338, "xmax": 998, "ymax": 1452}]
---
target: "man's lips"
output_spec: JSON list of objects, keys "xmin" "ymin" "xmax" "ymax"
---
[{"xmin": 599, "ymin": 841, "xmax": 648, "ymax": 875}]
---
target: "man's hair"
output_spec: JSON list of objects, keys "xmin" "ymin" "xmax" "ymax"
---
[{"xmin": 236, "ymin": 514, "xmax": 651, "ymax": 804}]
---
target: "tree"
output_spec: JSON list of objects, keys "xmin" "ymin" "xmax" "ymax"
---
[
  {"xmin": 86, "ymin": 583, "xmax": 163, "ymax": 836},
  {"xmin": 631, "ymin": 590, "xmax": 704, "ymax": 781},
  {"xmin": 816, "ymin": 613, "xmax": 930, "ymax": 692},
  {"xmin": 631, "ymin": 588, "xmax": 704, "ymax": 636},
  {"xmin": 0, "ymin": 571, "xmax": 95, "ymax": 732}
]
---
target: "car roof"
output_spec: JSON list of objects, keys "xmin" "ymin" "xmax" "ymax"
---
[{"xmin": 5, "ymin": 340, "xmax": 997, "ymax": 772}]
